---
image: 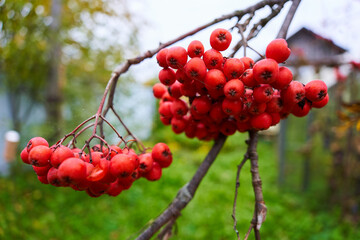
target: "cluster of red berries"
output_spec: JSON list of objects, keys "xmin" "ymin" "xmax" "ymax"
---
[
  {"xmin": 153, "ymin": 28, "xmax": 329, "ymax": 140},
  {"xmin": 20, "ymin": 137, "xmax": 172, "ymax": 197}
]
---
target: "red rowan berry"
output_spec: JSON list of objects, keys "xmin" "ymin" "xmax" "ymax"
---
[
  {"xmin": 185, "ymin": 57, "xmax": 207, "ymax": 81},
  {"xmin": 152, "ymin": 83, "xmax": 168, "ymax": 99},
  {"xmin": 156, "ymin": 48, "xmax": 169, "ymax": 68},
  {"xmin": 58, "ymin": 157, "xmax": 87, "ymax": 185},
  {"xmin": 203, "ymin": 48, "xmax": 223, "ymax": 70},
  {"xmin": 265, "ymin": 38, "xmax": 291, "ymax": 63},
  {"xmin": 305, "ymin": 80, "xmax": 328, "ymax": 102},
  {"xmin": 143, "ymin": 162, "xmax": 162, "ymax": 181},
  {"xmin": 152, "ymin": 143, "xmax": 172, "ymax": 168},
  {"xmin": 311, "ymin": 94, "xmax": 329, "ymax": 108},
  {"xmin": 50, "ymin": 145, "xmax": 75, "ymax": 168},
  {"xmin": 210, "ymin": 28, "xmax": 232, "ymax": 51},
  {"xmin": 187, "ymin": 40, "xmax": 204, "ymax": 58},
  {"xmin": 110, "ymin": 154, "xmax": 137, "ymax": 178},
  {"xmin": 28, "ymin": 145, "xmax": 52, "ymax": 167},
  {"xmin": 222, "ymin": 98, "xmax": 243, "ymax": 116},
  {"xmin": 250, "ymin": 113, "xmax": 272, "ymax": 130},
  {"xmin": 281, "ymin": 81, "xmax": 305, "ymax": 105},
  {"xmin": 253, "ymin": 58, "xmax": 279, "ymax": 84},
  {"xmin": 241, "ymin": 69, "xmax": 257, "ymax": 88},
  {"xmin": 240, "ymin": 57, "xmax": 254, "ymax": 70},
  {"xmin": 223, "ymin": 58, "xmax": 244, "ymax": 79},
  {"xmin": 253, "ymin": 84, "xmax": 274, "ymax": 103},
  {"xmin": 27, "ymin": 136, "xmax": 49, "ymax": 152},
  {"xmin": 166, "ymin": 46, "xmax": 188, "ymax": 69},
  {"xmin": 159, "ymin": 68, "xmax": 176, "ymax": 86},
  {"xmin": 271, "ymin": 66, "xmax": 293, "ymax": 90},
  {"xmin": 204, "ymin": 69, "xmax": 227, "ymax": 92}
]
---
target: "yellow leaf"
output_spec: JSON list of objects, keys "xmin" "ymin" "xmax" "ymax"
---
[
  {"xmin": 337, "ymin": 111, "xmax": 350, "ymax": 121},
  {"xmin": 342, "ymin": 102, "xmax": 360, "ymax": 113},
  {"xmin": 357, "ymin": 119, "xmax": 360, "ymax": 131}
]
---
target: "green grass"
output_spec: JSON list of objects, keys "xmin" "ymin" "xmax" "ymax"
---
[{"xmin": 0, "ymin": 130, "xmax": 359, "ymax": 240}]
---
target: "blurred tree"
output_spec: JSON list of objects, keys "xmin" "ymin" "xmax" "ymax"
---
[{"xmin": 0, "ymin": 0, "xmax": 139, "ymax": 142}]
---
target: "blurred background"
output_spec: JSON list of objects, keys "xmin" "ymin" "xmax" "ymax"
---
[{"xmin": 1, "ymin": 0, "xmax": 360, "ymax": 239}]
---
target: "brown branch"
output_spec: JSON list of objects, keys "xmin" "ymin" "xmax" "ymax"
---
[
  {"xmin": 248, "ymin": 130, "xmax": 266, "ymax": 240},
  {"xmin": 246, "ymin": 2, "xmax": 287, "ymax": 41},
  {"xmin": 277, "ymin": 0, "xmax": 302, "ymax": 39},
  {"xmin": 135, "ymin": 134, "xmax": 227, "ymax": 240}
]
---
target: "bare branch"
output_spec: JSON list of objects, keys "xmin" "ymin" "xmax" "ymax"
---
[
  {"xmin": 248, "ymin": 130, "xmax": 266, "ymax": 240},
  {"xmin": 277, "ymin": 0, "xmax": 302, "ymax": 39}
]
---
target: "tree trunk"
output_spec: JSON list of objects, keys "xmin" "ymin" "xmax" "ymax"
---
[{"xmin": 45, "ymin": 0, "xmax": 63, "ymax": 142}]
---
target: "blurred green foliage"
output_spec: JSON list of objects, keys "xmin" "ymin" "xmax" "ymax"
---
[
  {"xmin": 1, "ymin": 128, "xmax": 359, "ymax": 239},
  {"xmin": 0, "ymin": 0, "xmax": 139, "ymax": 140}
]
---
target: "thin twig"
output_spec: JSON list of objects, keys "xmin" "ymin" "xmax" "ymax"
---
[
  {"xmin": 110, "ymin": 106, "xmax": 145, "ymax": 152},
  {"xmin": 246, "ymin": 2, "xmax": 286, "ymax": 41},
  {"xmin": 232, "ymin": 153, "xmax": 250, "ymax": 240}
]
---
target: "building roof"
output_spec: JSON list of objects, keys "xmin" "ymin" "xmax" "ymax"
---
[{"xmin": 286, "ymin": 27, "xmax": 347, "ymax": 67}]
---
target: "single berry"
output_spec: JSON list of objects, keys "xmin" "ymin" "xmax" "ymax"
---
[
  {"xmin": 222, "ymin": 98, "xmax": 243, "ymax": 116},
  {"xmin": 224, "ymin": 79, "xmax": 245, "ymax": 100},
  {"xmin": 152, "ymin": 143, "xmax": 172, "ymax": 168},
  {"xmin": 253, "ymin": 84, "xmax": 274, "ymax": 103},
  {"xmin": 110, "ymin": 153, "xmax": 138, "ymax": 178},
  {"xmin": 291, "ymin": 99, "xmax": 312, "ymax": 117},
  {"xmin": 241, "ymin": 69, "xmax": 257, "ymax": 88},
  {"xmin": 171, "ymin": 117, "xmax": 187, "ymax": 134},
  {"xmin": 185, "ymin": 57, "xmax": 207, "ymax": 81},
  {"xmin": 156, "ymin": 48, "xmax": 169, "ymax": 68},
  {"xmin": 223, "ymin": 58, "xmax": 245, "ymax": 79},
  {"xmin": 27, "ymin": 137, "xmax": 49, "ymax": 152},
  {"xmin": 166, "ymin": 46, "xmax": 188, "ymax": 69},
  {"xmin": 253, "ymin": 58, "xmax": 279, "ymax": 84},
  {"xmin": 20, "ymin": 147, "xmax": 30, "ymax": 164},
  {"xmin": 311, "ymin": 94, "xmax": 329, "ymax": 108},
  {"xmin": 210, "ymin": 28, "xmax": 232, "ymax": 51},
  {"xmin": 281, "ymin": 81, "xmax": 305, "ymax": 105},
  {"xmin": 152, "ymin": 83, "xmax": 168, "ymax": 99},
  {"xmin": 265, "ymin": 38, "xmax": 291, "ymax": 63},
  {"xmin": 271, "ymin": 66, "xmax": 293, "ymax": 90},
  {"xmin": 191, "ymin": 95, "xmax": 212, "ymax": 115},
  {"xmin": 158, "ymin": 68, "xmax": 176, "ymax": 86},
  {"xmin": 138, "ymin": 153, "xmax": 154, "ymax": 174},
  {"xmin": 50, "ymin": 145, "xmax": 75, "ymax": 168},
  {"xmin": 209, "ymin": 102, "xmax": 227, "ymax": 124},
  {"xmin": 143, "ymin": 162, "xmax": 162, "ymax": 181},
  {"xmin": 204, "ymin": 69, "xmax": 227, "ymax": 92},
  {"xmin": 58, "ymin": 157, "xmax": 87, "ymax": 184},
  {"xmin": 170, "ymin": 99, "xmax": 188, "ymax": 119},
  {"xmin": 250, "ymin": 113, "xmax": 272, "ymax": 130},
  {"xmin": 203, "ymin": 48, "xmax": 223, "ymax": 70},
  {"xmin": 28, "ymin": 145, "xmax": 52, "ymax": 167},
  {"xmin": 219, "ymin": 119, "xmax": 237, "ymax": 136},
  {"xmin": 305, "ymin": 80, "xmax": 328, "ymax": 102},
  {"xmin": 169, "ymin": 81, "xmax": 183, "ymax": 99},
  {"xmin": 187, "ymin": 40, "xmax": 205, "ymax": 58},
  {"xmin": 240, "ymin": 57, "xmax": 254, "ymax": 70}
]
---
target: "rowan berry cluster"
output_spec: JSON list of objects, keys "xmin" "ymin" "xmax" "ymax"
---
[
  {"xmin": 153, "ymin": 28, "xmax": 329, "ymax": 140},
  {"xmin": 20, "ymin": 137, "xmax": 172, "ymax": 197}
]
